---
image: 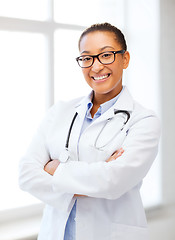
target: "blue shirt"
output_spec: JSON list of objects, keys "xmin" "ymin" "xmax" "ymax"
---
[{"xmin": 64, "ymin": 90, "xmax": 123, "ymax": 240}]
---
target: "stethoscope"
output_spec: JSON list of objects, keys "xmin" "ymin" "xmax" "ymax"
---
[{"xmin": 59, "ymin": 110, "xmax": 130, "ymax": 163}]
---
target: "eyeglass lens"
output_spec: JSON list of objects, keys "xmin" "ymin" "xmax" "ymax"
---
[{"xmin": 78, "ymin": 51, "xmax": 115, "ymax": 68}]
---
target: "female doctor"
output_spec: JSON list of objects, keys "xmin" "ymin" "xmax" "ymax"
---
[{"xmin": 19, "ymin": 23, "xmax": 160, "ymax": 240}]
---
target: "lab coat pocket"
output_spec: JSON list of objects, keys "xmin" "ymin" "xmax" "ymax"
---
[{"xmin": 111, "ymin": 223, "xmax": 149, "ymax": 240}]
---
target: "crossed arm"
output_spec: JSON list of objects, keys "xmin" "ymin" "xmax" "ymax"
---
[
  {"xmin": 19, "ymin": 113, "xmax": 160, "ymax": 206},
  {"xmin": 44, "ymin": 148, "xmax": 124, "ymax": 176},
  {"xmin": 44, "ymin": 148, "xmax": 124, "ymax": 197}
]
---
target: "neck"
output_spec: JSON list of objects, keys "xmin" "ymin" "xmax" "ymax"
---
[{"xmin": 92, "ymin": 87, "xmax": 122, "ymax": 106}]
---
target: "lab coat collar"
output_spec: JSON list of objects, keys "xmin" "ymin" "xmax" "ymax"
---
[
  {"xmin": 75, "ymin": 86, "xmax": 134, "ymax": 120},
  {"xmin": 112, "ymin": 86, "xmax": 134, "ymax": 112},
  {"xmin": 74, "ymin": 91, "xmax": 93, "ymax": 119}
]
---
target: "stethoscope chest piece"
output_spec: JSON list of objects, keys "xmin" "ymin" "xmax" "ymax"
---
[{"xmin": 59, "ymin": 148, "xmax": 70, "ymax": 163}]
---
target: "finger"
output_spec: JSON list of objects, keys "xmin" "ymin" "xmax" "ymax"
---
[
  {"xmin": 113, "ymin": 148, "xmax": 124, "ymax": 158},
  {"xmin": 106, "ymin": 154, "xmax": 115, "ymax": 162},
  {"xmin": 106, "ymin": 148, "xmax": 124, "ymax": 162}
]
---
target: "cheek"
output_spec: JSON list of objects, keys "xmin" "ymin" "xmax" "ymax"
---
[
  {"xmin": 82, "ymin": 69, "xmax": 90, "ymax": 81},
  {"xmin": 112, "ymin": 62, "xmax": 123, "ymax": 76}
]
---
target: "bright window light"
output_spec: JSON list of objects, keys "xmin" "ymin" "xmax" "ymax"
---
[
  {"xmin": 0, "ymin": 0, "xmax": 50, "ymax": 21},
  {"xmin": 54, "ymin": 29, "xmax": 90, "ymax": 102},
  {"xmin": 124, "ymin": 0, "xmax": 161, "ymax": 208},
  {"xmin": 0, "ymin": 31, "xmax": 47, "ymax": 210},
  {"xmin": 54, "ymin": 0, "xmax": 125, "ymax": 28},
  {"xmin": 0, "ymin": 0, "xmax": 161, "ymax": 211}
]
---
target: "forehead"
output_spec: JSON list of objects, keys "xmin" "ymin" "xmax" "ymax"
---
[{"xmin": 79, "ymin": 31, "xmax": 120, "ymax": 54}]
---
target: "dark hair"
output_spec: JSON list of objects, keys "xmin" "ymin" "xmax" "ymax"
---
[{"xmin": 78, "ymin": 22, "xmax": 127, "ymax": 51}]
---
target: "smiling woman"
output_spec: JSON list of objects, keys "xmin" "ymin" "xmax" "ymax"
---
[
  {"xmin": 0, "ymin": 1, "xmax": 161, "ymax": 239},
  {"xmin": 19, "ymin": 23, "xmax": 161, "ymax": 240},
  {"xmin": 78, "ymin": 29, "xmax": 130, "ymax": 114}
]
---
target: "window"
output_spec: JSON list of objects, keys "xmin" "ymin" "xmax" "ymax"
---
[
  {"xmin": 0, "ymin": 0, "xmax": 49, "ymax": 20},
  {"xmin": 0, "ymin": 31, "xmax": 47, "ymax": 210},
  {"xmin": 54, "ymin": 29, "xmax": 90, "ymax": 102},
  {"xmin": 0, "ymin": 0, "xmax": 161, "ymax": 212}
]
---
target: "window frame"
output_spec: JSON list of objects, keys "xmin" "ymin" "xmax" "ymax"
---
[
  {"xmin": 0, "ymin": 14, "xmax": 85, "ymax": 219},
  {"xmin": 0, "ymin": 15, "xmax": 85, "ymax": 109},
  {"xmin": 0, "ymin": 0, "xmax": 162, "ymax": 230}
]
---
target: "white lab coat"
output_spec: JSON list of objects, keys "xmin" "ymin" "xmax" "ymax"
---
[{"xmin": 19, "ymin": 87, "xmax": 160, "ymax": 240}]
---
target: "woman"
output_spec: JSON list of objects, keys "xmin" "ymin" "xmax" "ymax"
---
[{"xmin": 19, "ymin": 23, "xmax": 160, "ymax": 240}]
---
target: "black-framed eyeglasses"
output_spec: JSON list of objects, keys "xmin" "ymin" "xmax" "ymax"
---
[{"xmin": 76, "ymin": 50, "xmax": 125, "ymax": 68}]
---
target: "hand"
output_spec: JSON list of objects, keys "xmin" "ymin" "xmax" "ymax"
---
[
  {"xmin": 44, "ymin": 159, "xmax": 60, "ymax": 176},
  {"xmin": 106, "ymin": 148, "xmax": 124, "ymax": 163},
  {"xmin": 74, "ymin": 194, "xmax": 86, "ymax": 197}
]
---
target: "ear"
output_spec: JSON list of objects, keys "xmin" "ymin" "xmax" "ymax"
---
[{"xmin": 123, "ymin": 51, "xmax": 130, "ymax": 69}]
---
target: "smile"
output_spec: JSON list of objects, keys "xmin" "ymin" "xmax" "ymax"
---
[{"xmin": 92, "ymin": 74, "xmax": 111, "ymax": 81}]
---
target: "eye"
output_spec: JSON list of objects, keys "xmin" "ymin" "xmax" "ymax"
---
[
  {"xmin": 79, "ymin": 56, "xmax": 92, "ymax": 62},
  {"xmin": 101, "ymin": 52, "xmax": 113, "ymax": 59}
]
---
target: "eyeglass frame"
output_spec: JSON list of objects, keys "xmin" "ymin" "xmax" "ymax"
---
[{"xmin": 76, "ymin": 50, "xmax": 126, "ymax": 68}]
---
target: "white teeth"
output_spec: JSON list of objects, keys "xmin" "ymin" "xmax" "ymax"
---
[{"xmin": 93, "ymin": 74, "xmax": 109, "ymax": 80}]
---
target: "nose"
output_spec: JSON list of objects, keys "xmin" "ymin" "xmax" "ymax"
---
[{"xmin": 91, "ymin": 57, "xmax": 104, "ymax": 72}]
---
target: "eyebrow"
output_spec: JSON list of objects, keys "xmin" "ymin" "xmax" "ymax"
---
[{"xmin": 81, "ymin": 46, "xmax": 115, "ymax": 54}]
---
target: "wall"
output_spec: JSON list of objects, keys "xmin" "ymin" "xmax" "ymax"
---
[
  {"xmin": 148, "ymin": 0, "xmax": 175, "ymax": 239},
  {"xmin": 1, "ymin": 1, "xmax": 175, "ymax": 239}
]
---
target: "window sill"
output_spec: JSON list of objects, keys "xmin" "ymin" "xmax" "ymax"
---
[
  {"xmin": 0, "ymin": 204, "xmax": 44, "ymax": 240},
  {"xmin": 146, "ymin": 202, "xmax": 175, "ymax": 221},
  {"xmin": 1, "ymin": 202, "xmax": 175, "ymax": 240}
]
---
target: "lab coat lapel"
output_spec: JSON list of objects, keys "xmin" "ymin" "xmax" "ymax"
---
[
  {"xmin": 113, "ymin": 87, "xmax": 134, "ymax": 112},
  {"xmin": 67, "ymin": 94, "xmax": 91, "ymax": 160},
  {"xmin": 89, "ymin": 87, "xmax": 134, "ymax": 125},
  {"xmin": 70, "ymin": 87, "xmax": 134, "ymax": 148},
  {"xmin": 74, "ymin": 92, "xmax": 92, "ymax": 119}
]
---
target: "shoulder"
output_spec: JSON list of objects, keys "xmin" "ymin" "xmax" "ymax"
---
[
  {"xmin": 122, "ymin": 86, "xmax": 159, "ymax": 119},
  {"xmin": 47, "ymin": 96, "xmax": 84, "ymax": 114},
  {"xmin": 130, "ymin": 100, "xmax": 161, "ymax": 138},
  {"xmin": 38, "ymin": 96, "xmax": 85, "ymax": 129},
  {"xmin": 132, "ymin": 99, "xmax": 159, "ymax": 121},
  {"xmin": 122, "ymin": 87, "xmax": 161, "ymax": 135}
]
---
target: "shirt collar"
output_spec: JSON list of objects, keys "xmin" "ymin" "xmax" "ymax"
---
[
  {"xmin": 86, "ymin": 87, "xmax": 124, "ymax": 119},
  {"xmin": 75, "ymin": 86, "xmax": 134, "ymax": 120}
]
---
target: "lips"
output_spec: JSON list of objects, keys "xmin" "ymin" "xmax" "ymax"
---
[{"xmin": 92, "ymin": 73, "xmax": 111, "ymax": 81}]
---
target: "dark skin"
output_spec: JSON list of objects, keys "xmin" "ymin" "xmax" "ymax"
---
[
  {"xmin": 44, "ymin": 148, "xmax": 124, "ymax": 176},
  {"xmin": 44, "ymin": 30, "xmax": 130, "ymax": 196},
  {"xmin": 44, "ymin": 148, "xmax": 124, "ymax": 197}
]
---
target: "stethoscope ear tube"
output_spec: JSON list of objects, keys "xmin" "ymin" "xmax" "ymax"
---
[
  {"xmin": 94, "ymin": 110, "xmax": 130, "ymax": 149},
  {"xmin": 114, "ymin": 110, "xmax": 130, "ymax": 124}
]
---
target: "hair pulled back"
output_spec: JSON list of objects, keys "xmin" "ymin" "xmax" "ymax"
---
[{"xmin": 78, "ymin": 22, "xmax": 127, "ymax": 51}]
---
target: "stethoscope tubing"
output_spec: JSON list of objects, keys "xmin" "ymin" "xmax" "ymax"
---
[
  {"xmin": 94, "ymin": 110, "xmax": 130, "ymax": 149},
  {"xmin": 114, "ymin": 110, "xmax": 130, "ymax": 125},
  {"xmin": 65, "ymin": 112, "xmax": 78, "ymax": 149},
  {"xmin": 66, "ymin": 110, "xmax": 130, "ymax": 149},
  {"xmin": 59, "ymin": 110, "xmax": 130, "ymax": 162}
]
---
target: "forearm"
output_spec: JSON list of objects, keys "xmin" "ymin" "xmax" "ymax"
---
[
  {"xmin": 19, "ymin": 115, "xmax": 74, "ymax": 210},
  {"xmin": 43, "ymin": 148, "xmax": 124, "ymax": 198},
  {"xmin": 52, "ymin": 117, "xmax": 160, "ymax": 199},
  {"xmin": 73, "ymin": 148, "xmax": 124, "ymax": 197},
  {"xmin": 19, "ymin": 158, "xmax": 73, "ymax": 210}
]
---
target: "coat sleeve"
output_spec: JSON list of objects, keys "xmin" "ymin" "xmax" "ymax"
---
[
  {"xmin": 52, "ymin": 113, "xmax": 161, "ymax": 200},
  {"xmin": 18, "ymin": 103, "xmax": 74, "ymax": 211}
]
